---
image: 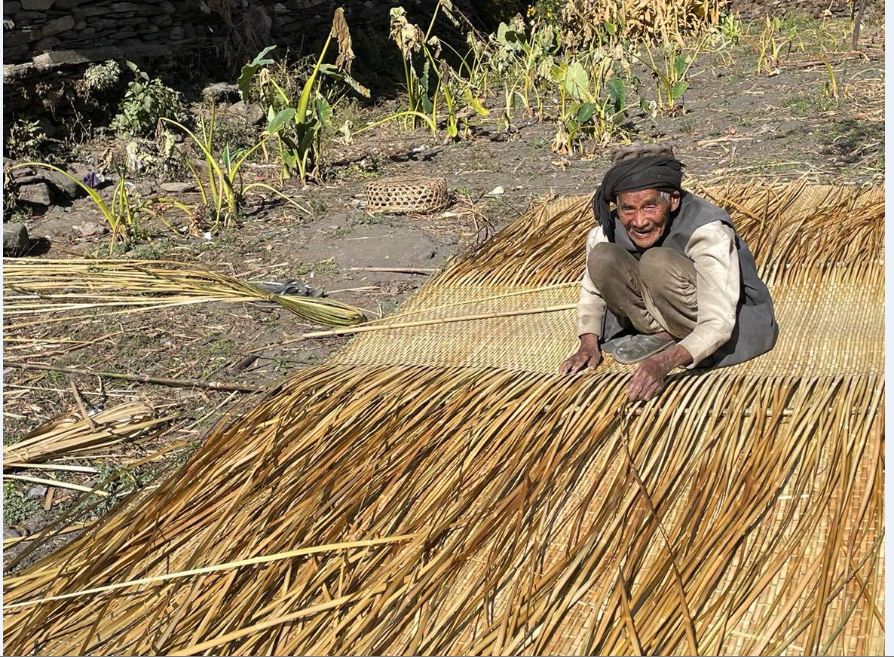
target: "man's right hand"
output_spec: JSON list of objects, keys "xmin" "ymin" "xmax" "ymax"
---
[{"xmin": 558, "ymin": 334, "xmax": 602, "ymax": 375}]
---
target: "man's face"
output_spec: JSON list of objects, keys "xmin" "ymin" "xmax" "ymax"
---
[{"xmin": 616, "ymin": 188, "xmax": 680, "ymax": 248}]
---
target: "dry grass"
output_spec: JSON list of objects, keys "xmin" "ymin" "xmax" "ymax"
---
[
  {"xmin": 560, "ymin": 0, "xmax": 720, "ymax": 48},
  {"xmin": 1, "ymin": 181, "xmax": 883, "ymax": 655},
  {"xmin": 4, "ymin": 402, "xmax": 174, "ymax": 468},
  {"xmin": 2, "ymin": 259, "xmax": 367, "ymax": 330}
]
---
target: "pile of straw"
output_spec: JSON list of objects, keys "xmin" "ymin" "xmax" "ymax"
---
[
  {"xmin": 4, "ymin": 402, "xmax": 173, "ymax": 469},
  {"xmin": 2, "ymin": 259, "xmax": 366, "ymax": 329},
  {"xmin": 2, "ymin": 181, "xmax": 883, "ymax": 655}
]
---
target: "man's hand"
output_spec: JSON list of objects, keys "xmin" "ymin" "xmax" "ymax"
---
[
  {"xmin": 559, "ymin": 334, "xmax": 602, "ymax": 375},
  {"xmin": 627, "ymin": 344, "xmax": 693, "ymax": 402}
]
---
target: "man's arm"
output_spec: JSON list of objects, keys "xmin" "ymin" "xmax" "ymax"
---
[
  {"xmin": 676, "ymin": 222, "xmax": 740, "ymax": 367},
  {"xmin": 559, "ymin": 227, "xmax": 607, "ymax": 375}
]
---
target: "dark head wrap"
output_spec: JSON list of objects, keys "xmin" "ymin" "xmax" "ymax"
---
[{"xmin": 593, "ymin": 156, "xmax": 684, "ymax": 241}]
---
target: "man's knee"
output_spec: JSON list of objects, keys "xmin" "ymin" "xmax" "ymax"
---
[
  {"xmin": 587, "ymin": 242, "xmax": 631, "ymax": 287},
  {"xmin": 639, "ymin": 247, "xmax": 691, "ymax": 292}
]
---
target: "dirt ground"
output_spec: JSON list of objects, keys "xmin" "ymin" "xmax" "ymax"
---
[{"xmin": 2, "ymin": 11, "xmax": 884, "ymax": 570}]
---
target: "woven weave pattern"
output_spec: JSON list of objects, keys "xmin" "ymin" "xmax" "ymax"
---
[
  {"xmin": 3, "ymin": 182, "xmax": 883, "ymax": 656},
  {"xmin": 366, "ymin": 176, "xmax": 449, "ymax": 214}
]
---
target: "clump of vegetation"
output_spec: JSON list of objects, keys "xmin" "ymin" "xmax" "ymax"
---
[
  {"xmin": 239, "ymin": 9, "xmax": 370, "ymax": 182},
  {"xmin": 554, "ymin": 0, "xmax": 720, "ymax": 50},
  {"xmin": 3, "ymin": 482, "xmax": 42, "ymax": 527},
  {"xmin": 81, "ymin": 60, "xmax": 122, "ymax": 94},
  {"xmin": 110, "ymin": 62, "xmax": 188, "ymax": 137},
  {"xmin": 5, "ymin": 119, "xmax": 48, "ymax": 159},
  {"xmin": 163, "ymin": 108, "xmax": 308, "ymax": 230}
]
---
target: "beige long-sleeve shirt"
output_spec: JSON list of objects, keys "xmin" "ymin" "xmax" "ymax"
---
[{"xmin": 576, "ymin": 221, "xmax": 741, "ymax": 367}]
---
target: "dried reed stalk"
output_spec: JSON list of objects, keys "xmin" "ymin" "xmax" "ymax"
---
[
  {"xmin": 2, "ymin": 181, "xmax": 883, "ymax": 656},
  {"xmin": 3, "ymin": 402, "xmax": 172, "ymax": 468},
  {"xmin": 2, "ymin": 259, "xmax": 366, "ymax": 329}
]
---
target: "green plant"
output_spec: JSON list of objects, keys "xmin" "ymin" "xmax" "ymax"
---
[
  {"xmin": 387, "ymin": 4, "xmax": 488, "ymax": 141},
  {"xmin": 110, "ymin": 62, "xmax": 187, "ymax": 137},
  {"xmin": 241, "ymin": 10, "xmax": 370, "ymax": 182},
  {"xmin": 820, "ymin": 54, "xmax": 839, "ymax": 107},
  {"xmin": 163, "ymin": 108, "xmax": 308, "ymax": 229},
  {"xmin": 753, "ymin": 15, "xmax": 803, "ymax": 76},
  {"xmin": 635, "ymin": 37, "xmax": 705, "ymax": 114},
  {"xmin": 10, "ymin": 162, "xmax": 146, "ymax": 250},
  {"xmin": 81, "ymin": 60, "xmax": 122, "ymax": 94},
  {"xmin": 3, "ymin": 482, "xmax": 42, "ymax": 526},
  {"xmin": 708, "ymin": 12, "xmax": 742, "ymax": 50},
  {"xmin": 549, "ymin": 58, "xmax": 627, "ymax": 154},
  {"xmin": 5, "ymin": 119, "xmax": 47, "ymax": 159}
]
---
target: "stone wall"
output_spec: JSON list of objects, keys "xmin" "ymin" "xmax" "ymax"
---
[{"xmin": 2, "ymin": 0, "xmax": 491, "ymax": 69}]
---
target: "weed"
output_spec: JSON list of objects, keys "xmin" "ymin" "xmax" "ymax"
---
[
  {"xmin": 293, "ymin": 258, "xmax": 339, "ymax": 277},
  {"xmin": 3, "ymin": 482, "xmax": 43, "ymax": 526},
  {"xmin": 81, "ymin": 60, "xmax": 122, "ymax": 94},
  {"xmin": 110, "ymin": 62, "xmax": 187, "ymax": 138},
  {"xmin": 5, "ymin": 119, "xmax": 48, "ymax": 159}
]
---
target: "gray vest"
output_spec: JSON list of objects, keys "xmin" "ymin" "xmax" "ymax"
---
[{"xmin": 600, "ymin": 192, "xmax": 778, "ymax": 369}]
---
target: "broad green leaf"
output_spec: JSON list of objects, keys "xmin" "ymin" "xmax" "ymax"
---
[
  {"xmin": 237, "ymin": 45, "xmax": 278, "ymax": 100},
  {"xmin": 267, "ymin": 107, "xmax": 296, "ymax": 133},
  {"xmin": 607, "ymin": 75, "xmax": 625, "ymax": 112},
  {"xmin": 564, "ymin": 61, "xmax": 590, "ymax": 100},
  {"xmin": 575, "ymin": 102, "xmax": 599, "ymax": 124},
  {"xmin": 463, "ymin": 88, "xmax": 490, "ymax": 116},
  {"xmin": 316, "ymin": 96, "xmax": 333, "ymax": 128},
  {"xmin": 671, "ymin": 81, "xmax": 688, "ymax": 100}
]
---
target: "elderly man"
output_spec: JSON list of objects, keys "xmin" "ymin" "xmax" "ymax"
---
[{"xmin": 559, "ymin": 145, "xmax": 778, "ymax": 401}]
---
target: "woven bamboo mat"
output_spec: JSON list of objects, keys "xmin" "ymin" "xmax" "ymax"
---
[{"xmin": 2, "ymin": 181, "xmax": 884, "ymax": 656}]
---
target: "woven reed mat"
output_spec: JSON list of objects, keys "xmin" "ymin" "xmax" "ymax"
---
[{"xmin": 3, "ymin": 181, "xmax": 883, "ymax": 656}]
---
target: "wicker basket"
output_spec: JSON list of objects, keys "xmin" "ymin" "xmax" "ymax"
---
[{"xmin": 366, "ymin": 176, "xmax": 449, "ymax": 215}]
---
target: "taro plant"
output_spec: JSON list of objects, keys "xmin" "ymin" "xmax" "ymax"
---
[
  {"xmin": 388, "ymin": 4, "xmax": 488, "ymax": 140},
  {"xmin": 549, "ymin": 58, "xmax": 627, "ymax": 154},
  {"xmin": 162, "ymin": 107, "xmax": 307, "ymax": 230},
  {"xmin": 240, "ymin": 9, "xmax": 370, "ymax": 182}
]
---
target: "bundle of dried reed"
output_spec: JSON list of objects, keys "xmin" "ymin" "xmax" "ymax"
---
[
  {"xmin": 2, "ymin": 259, "xmax": 366, "ymax": 329},
  {"xmin": 3, "ymin": 402, "xmax": 173, "ymax": 468},
  {"xmin": 2, "ymin": 181, "xmax": 883, "ymax": 656}
]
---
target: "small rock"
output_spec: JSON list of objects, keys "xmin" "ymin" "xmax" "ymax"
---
[
  {"xmin": 41, "ymin": 15, "xmax": 75, "ymax": 37},
  {"xmin": 3, "ymin": 526, "xmax": 21, "ymax": 540},
  {"xmin": 75, "ymin": 220, "xmax": 109, "ymax": 237},
  {"xmin": 16, "ymin": 181, "xmax": 53, "ymax": 209},
  {"xmin": 160, "ymin": 181, "xmax": 196, "ymax": 194},
  {"xmin": 202, "ymin": 82, "xmax": 240, "ymax": 105},
  {"xmin": 487, "ymin": 185, "xmax": 505, "ymax": 196},
  {"xmin": 44, "ymin": 169, "xmax": 82, "ymax": 199},
  {"xmin": 21, "ymin": 0, "xmax": 53, "ymax": 10},
  {"xmin": 420, "ymin": 248, "xmax": 437, "ymax": 260},
  {"xmin": 22, "ymin": 515, "xmax": 44, "ymax": 534},
  {"xmin": 26, "ymin": 485, "xmax": 47, "ymax": 499},
  {"xmin": 775, "ymin": 121, "xmax": 803, "ymax": 138},
  {"xmin": 228, "ymin": 100, "xmax": 265, "ymax": 125},
  {"xmin": 4, "ymin": 223, "xmax": 29, "ymax": 256}
]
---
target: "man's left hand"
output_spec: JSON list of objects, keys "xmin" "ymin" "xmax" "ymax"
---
[{"xmin": 627, "ymin": 344, "xmax": 694, "ymax": 402}]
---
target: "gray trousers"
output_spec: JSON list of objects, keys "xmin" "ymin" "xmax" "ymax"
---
[{"xmin": 587, "ymin": 242, "xmax": 698, "ymax": 339}]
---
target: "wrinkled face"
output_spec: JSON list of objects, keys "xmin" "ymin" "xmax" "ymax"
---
[{"xmin": 616, "ymin": 188, "xmax": 680, "ymax": 249}]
